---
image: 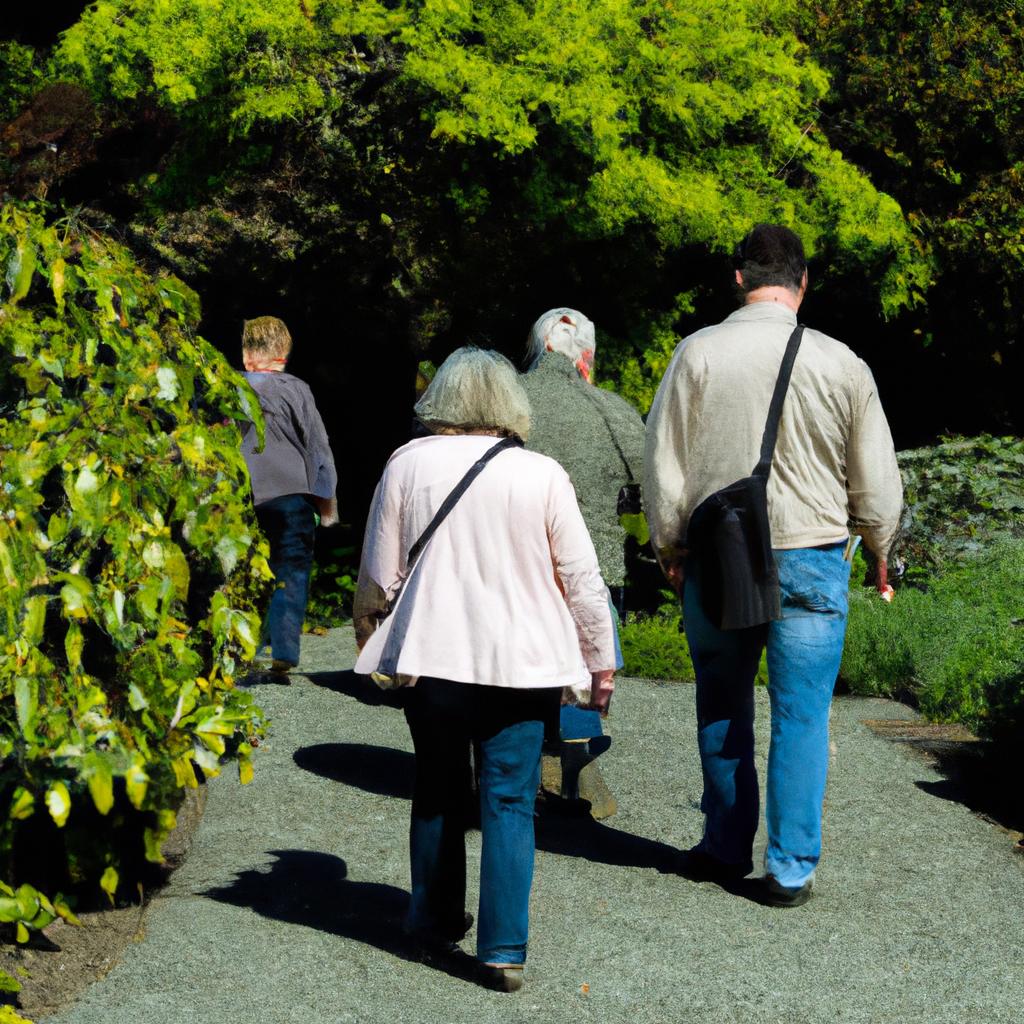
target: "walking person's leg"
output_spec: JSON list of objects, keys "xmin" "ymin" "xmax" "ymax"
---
[
  {"xmin": 255, "ymin": 494, "xmax": 316, "ymax": 669},
  {"xmin": 403, "ymin": 678, "xmax": 473, "ymax": 944},
  {"xmin": 682, "ymin": 561, "xmax": 766, "ymax": 873},
  {"xmin": 763, "ymin": 544, "xmax": 850, "ymax": 901},
  {"xmin": 475, "ymin": 687, "xmax": 558, "ymax": 987}
]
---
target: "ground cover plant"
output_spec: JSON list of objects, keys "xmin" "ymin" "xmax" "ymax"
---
[
  {"xmin": 841, "ymin": 539, "xmax": 1024, "ymax": 743},
  {"xmin": 0, "ymin": 201, "xmax": 269, "ymax": 983}
]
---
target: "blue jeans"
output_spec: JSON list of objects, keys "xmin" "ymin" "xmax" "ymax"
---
[
  {"xmin": 682, "ymin": 543, "xmax": 850, "ymax": 888},
  {"xmin": 404, "ymin": 678, "xmax": 559, "ymax": 965},
  {"xmin": 255, "ymin": 494, "xmax": 316, "ymax": 667}
]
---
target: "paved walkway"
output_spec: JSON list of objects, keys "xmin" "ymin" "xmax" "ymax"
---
[{"xmin": 49, "ymin": 627, "xmax": 1024, "ymax": 1024}]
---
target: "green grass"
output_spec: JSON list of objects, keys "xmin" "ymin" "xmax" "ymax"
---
[{"xmin": 840, "ymin": 538, "xmax": 1024, "ymax": 742}]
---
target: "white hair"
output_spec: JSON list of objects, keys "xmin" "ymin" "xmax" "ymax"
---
[
  {"xmin": 525, "ymin": 308, "xmax": 596, "ymax": 369},
  {"xmin": 415, "ymin": 347, "xmax": 532, "ymax": 442}
]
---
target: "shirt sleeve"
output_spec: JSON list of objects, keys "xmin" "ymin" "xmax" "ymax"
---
[
  {"xmin": 643, "ymin": 346, "xmax": 690, "ymax": 569},
  {"xmin": 352, "ymin": 468, "xmax": 404, "ymax": 646},
  {"xmin": 301, "ymin": 386, "xmax": 338, "ymax": 499},
  {"xmin": 846, "ymin": 366, "xmax": 904, "ymax": 559},
  {"xmin": 546, "ymin": 467, "xmax": 617, "ymax": 672}
]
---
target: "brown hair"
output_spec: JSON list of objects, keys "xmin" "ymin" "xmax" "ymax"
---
[
  {"xmin": 241, "ymin": 316, "xmax": 293, "ymax": 361},
  {"xmin": 733, "ymin": 224, "xmax": 807, "ymax": 294}
]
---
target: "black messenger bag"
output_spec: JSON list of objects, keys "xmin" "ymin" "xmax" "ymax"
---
[{"xmin": 685, "ymin": 324, "xmax": 804, "ymax": 630}]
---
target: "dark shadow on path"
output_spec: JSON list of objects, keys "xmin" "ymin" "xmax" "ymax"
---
[
  {"xmin": 915, "ymin": 757, "xmax": 1023, "ymax": 836},
  {"xmin": 533, "ymin": 803, "xmax": 681, "ymax": 872},
  {"xmin": 305, "ymin": 669, "xmax": 408, "ymax": 709},
  {"xmin": 293, "ymin": 743, "xmax": 414, "ymax": 800},
  {"xmin": 201, "ymin": 850, "xmax": 486, "ymax": 986},
  {"xmin": 861, "ymin": 718, "xmax": 1022, "ymax": 836},
  {"xmin": 294, "ymin": 742, "xmax": 684, "ymax": 871}
]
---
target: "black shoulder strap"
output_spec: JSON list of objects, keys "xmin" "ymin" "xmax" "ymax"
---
[
  {"xmin": 406, "ymin": 436, "xmax": 521, "ymax": 568},
  {"xmin": 753, "ymin": 324, "xmax": 804, "ymax": 479}
]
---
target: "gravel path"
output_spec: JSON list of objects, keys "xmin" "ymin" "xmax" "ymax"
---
[{"xmin": 48, "ymin": 626, "xmax": 1024, "ymax": 1024}]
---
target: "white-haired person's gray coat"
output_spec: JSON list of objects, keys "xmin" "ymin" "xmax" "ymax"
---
[{"xmin": 520, "ymin": 309, "xmax": 645, "ymax": 591}]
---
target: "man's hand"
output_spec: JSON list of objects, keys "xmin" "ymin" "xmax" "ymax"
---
[
  {"xmin": 588, "ymin": 670, "xmax": 615, "ymax": 716},
  {"xmin": 876, "ymin": 558, "xmax": 894, "ymax": 602}
]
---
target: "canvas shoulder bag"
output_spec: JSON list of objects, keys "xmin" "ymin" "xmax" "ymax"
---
[{"xmin": 684, "ymin": 324, "xmax": 804, "ymax": 630}]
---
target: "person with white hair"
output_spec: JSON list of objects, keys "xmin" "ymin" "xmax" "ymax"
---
[
  {"xmin": 353, "ymin": 347, "xmax": 616, "ymax": 992},
  {"xmin": 520, "ymin": 309, "xmax": 646, "ymax": 804}
]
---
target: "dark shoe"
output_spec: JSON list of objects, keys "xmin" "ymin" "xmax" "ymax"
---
[
  {"xmin": 762, "ymin": 874, "xmax": 813, "ymax": 908},
  {"xmin": 404, "ymin": 912, "xmax": 474, "ymax": 956},
  {"xmin": 677, "ymin": 846, "xmax": 753, "ymax": 882},
  {"xmin": 478, "ymin": 963, "xmax": 525, "ymax": 993},
  {"xmin": 560, "ymin": 737, "xmax": 611, "ymax": 801}
]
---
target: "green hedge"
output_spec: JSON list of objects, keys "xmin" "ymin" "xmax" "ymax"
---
[
  {"xmin": 0, "ymin": 202, "xmax": 269, "ymax": 944},
  {"xmin": 840, "ymin": 539, "xmax": 1024, "ymax": 741}
]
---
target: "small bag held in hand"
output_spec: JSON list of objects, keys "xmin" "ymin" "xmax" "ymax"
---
[{"xmin": 685, "ymin": 325, "xmax": 804, "ymax": 630}]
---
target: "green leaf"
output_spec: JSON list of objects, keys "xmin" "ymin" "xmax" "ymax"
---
[
  {"xmin": 9, "ymin": 786, "xmax": 35, "ymax": 821},
  {"xmin": 124, "ymin": 760, "xmax": 149, "ymax": 810},
  {"xmin": 99, "ymin": 866, "xmax": 118, "ymax": 903},
  {"xmin": 14, "ymin": 677, "xmax": 38, "ymax": 739},
  {"xmin": 5, "ymin": 234, "xmax": 37, "ymax": 304},
  {"xmin": 86, "ymin": 757, "xmax": 115, "ymax": 816},
  {"xmin": 0, "ymin": 969, "xmax": 21, "ymax": 995},
  {"xmin": 46, "ymin": 782, "xmax": 72, "ymax": 827}
]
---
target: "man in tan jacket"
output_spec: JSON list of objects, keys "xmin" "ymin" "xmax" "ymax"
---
[{"xmin": 644, "ymin": 224, "xmax": 902, "ymax": 906}]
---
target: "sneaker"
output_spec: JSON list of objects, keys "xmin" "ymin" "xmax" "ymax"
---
[
  {"xmin": 478, "ymin": 964, "xmax": 525, "ymax": 993},
  {"xmin": 677, "ymin": 846, "xmax": 753, "ymax": 882},
  {"xmin": 271, "ymin": 659, "xmax": 296, "ymax": 674},
  {"xmin": 762, "ymin": 874, "xmax": 813, "ymax": 908}
]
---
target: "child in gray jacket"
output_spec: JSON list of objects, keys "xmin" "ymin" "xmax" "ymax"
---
[{"xmin": 240, "ymin": 316, "xmax": 338, "ymax": 673}]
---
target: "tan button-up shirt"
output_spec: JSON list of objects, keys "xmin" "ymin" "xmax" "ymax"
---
[{"xmin": 644, "ymin": 301, "xmax": 903, "ymax": 565}]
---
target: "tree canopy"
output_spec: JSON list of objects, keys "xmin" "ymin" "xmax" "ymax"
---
[{"xmin": 53, "ymin": 0, "xmax": 929, "ymax": 315}]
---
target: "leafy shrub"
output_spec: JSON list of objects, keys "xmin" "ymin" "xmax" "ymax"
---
[
  {"xmin": 619, "ymin": 599, "xmax": 769, "ymax": 685},
  {"xmin": 619, "ymin": 611, "xmax": 694, "ymax": 683},
  {"xmin": 841, "ymin": 538, "xmax": 1024, "ymax": 740},
  {"xmin": 893, "ymin": 435, "xmax": 1024, "ymax": 583},
  {"xmin": 0, "ymin": 201, "xmax": 270, "ymax": 940},
  {"xmin": 305, "ymin": 543, "xmax": 358, "ymax": 629}
]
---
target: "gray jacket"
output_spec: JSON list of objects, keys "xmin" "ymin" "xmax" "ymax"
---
[
  {"xmin": 520, "ymin": 353, "xmax": 645, "ymax": 587},
  {"xmin": 241, "ymin": 371, "xmax": 337, "ymax": 507}
]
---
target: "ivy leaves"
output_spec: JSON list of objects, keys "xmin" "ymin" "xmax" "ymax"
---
[{"xmin": 0, "ymin": 201, "xmax": 271, "ymax": 936}]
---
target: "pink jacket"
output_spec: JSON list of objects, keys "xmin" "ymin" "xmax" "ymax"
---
[{"xmin": 354, "ymin": 434, "xmax": 616, "ymax": 694}]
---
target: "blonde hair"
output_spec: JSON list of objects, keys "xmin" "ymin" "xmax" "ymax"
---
[
  {"xmin": 242, "ymin": 316, "xmax": 293, "ymax": 361},
  {"xmin": 415, "ymin": 347, "xmax": 531, "ymax": 442}
]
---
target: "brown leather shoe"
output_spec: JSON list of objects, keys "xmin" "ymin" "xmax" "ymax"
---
[{"xmin": 479, "ymin": 964, "xmax": 525, "ymax": 992}]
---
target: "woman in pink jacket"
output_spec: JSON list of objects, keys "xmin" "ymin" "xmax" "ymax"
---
[{"xmin": 354, "ymin": 347, "xmax": 616, "ymax": 992}]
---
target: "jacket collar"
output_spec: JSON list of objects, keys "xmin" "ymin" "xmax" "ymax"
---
[{"xmin": 724, "ymin": 301, "xmax": 799, "ymax": 326}]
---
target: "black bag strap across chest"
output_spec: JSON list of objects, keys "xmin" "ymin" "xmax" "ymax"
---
[
  {"xmin": 753, "ymin": 323, "xmax": 805, "ymax": 479},
  {"xmin": 406, "ymin": 435, "xmax": 521, "ymax": 569}
]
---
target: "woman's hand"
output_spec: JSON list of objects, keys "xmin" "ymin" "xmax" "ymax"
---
[{"xmin": 588, "ymin": 669, "xmax": 615, "ymax": 715}]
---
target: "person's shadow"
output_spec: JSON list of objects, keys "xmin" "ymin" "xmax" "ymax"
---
[
  {"xmin": 305, "ymin": 670, "xmax": 408, "ymax": 709},
  {"xmin": 201, "ymin": 850, "xmax": 486, "ymax": 984},
  {"xmin": 293, "ymin": 742, "xmax": 685, "ymax": 873}
]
